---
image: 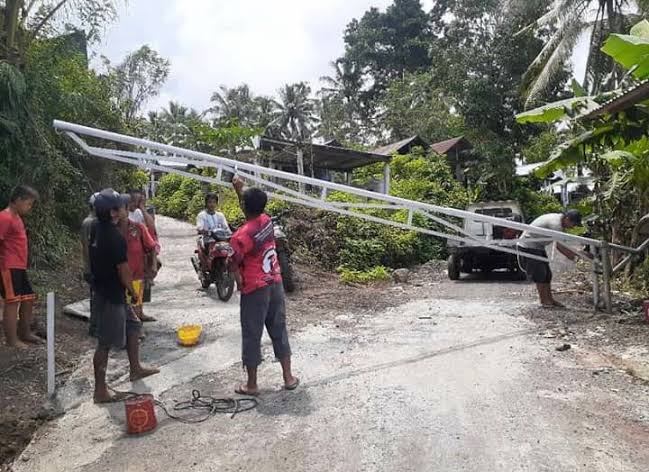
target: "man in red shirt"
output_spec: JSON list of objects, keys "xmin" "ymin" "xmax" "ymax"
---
[
  {"xmin": 230, "ymin": 176, "xmax": 299, "ymax": 396},
  {"xmin": 0, "ymin": 185, "xmax": 40, "ymax": 348},
  {"xmin": 119, "ymin": 202, "xmax": 159, "ymax": 324}
]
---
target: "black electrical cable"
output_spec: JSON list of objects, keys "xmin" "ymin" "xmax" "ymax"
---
[
  {"xmin": 156, "ymin": 389, "xmax": 258, "ymax": 421},
  {"xmin": 108, "ymin": 386, "xmax": 258, "ymax": 422}
]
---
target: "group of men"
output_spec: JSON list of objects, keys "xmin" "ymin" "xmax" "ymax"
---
[
  {"xmin": 83, "ymin": 177, "xmax": 298, "ymax": 402},
  {"xmin": 1, "ymin": 176, "xmax": 588, "ymax": 400},
  {"xmin": 81, "ymin": 188, "xmax": 161, "ymax": 402}
]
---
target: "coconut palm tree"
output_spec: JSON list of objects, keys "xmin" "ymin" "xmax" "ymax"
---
[
  {"xmin": 274, "ymin": 82, "xmax": 316, "ymax": 141},
  {"xmin": 209, "ymin": 84, "xmax": 257, "ymax": 126},
  {"xmin": 158, "ymin": 101, "xmax": 201, "ymax": 147},
  {"xmin": 520, "ymin": 0, "xmax": 646, "ymax": 106},
  {"xmin": 253, "ymin": 95, "xmax": 278, "ymax": 131}
]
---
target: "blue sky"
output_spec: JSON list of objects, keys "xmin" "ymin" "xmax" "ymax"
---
[{"xmin": 95, "ymin": 0, "xmax": 435, "ymax": 113}]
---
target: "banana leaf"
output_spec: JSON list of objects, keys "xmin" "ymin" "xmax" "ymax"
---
[
  {"xmin": 533, "ymin": 124, "xmax": 615, "ymax": 178},
  {"xmin": 602, "ymin": 21, "xmax": 649, "ymax": 80},
  {"xmin": 516, "ymin": 96, "xmax": 600, "ymax": 124}
]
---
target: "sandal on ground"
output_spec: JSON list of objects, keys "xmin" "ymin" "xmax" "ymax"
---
[
  {"xmin": 234, "ymin": 383, "xmax": 259, "ymax": 396},
  {"xmin": 284, "ymin": 378, "xmax": 300, "ymax": 391}
]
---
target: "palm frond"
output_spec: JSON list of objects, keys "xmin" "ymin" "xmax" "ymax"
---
[{"xmin": 524, "ymin": 15, "xmax": 586, "ymax": 107}]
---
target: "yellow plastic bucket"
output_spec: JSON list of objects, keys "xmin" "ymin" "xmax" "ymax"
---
[{"xmin": 176, "ymin": 324, "xmax": 202, "ymax": 346}]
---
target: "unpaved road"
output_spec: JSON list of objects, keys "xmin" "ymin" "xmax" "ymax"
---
[{"xmin": 12, "ymin": 217, "xmax": 649, "ymax": 472}]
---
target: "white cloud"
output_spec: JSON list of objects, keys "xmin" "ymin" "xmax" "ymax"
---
[{"xmin": 97, "ymin": 0, "xmax": 435, "ymax": 113}]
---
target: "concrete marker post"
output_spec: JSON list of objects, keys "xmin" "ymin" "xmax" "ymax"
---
[{"xmin": 47, "ymin": 292, "xmax": 55, "ymax": 398}]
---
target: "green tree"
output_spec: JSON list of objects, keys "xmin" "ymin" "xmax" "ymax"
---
[
  {"xmin": 317, "ymin": 58, "xmax": 366, "ymax": 141},
  {"xmin": 156, "ymin": 100, "xmax": 202, "ymax": 147},
  {"xmin": 1, "ymin": 0, "xmax": 119, "ymax": 65},
  {"xmin": 209, "ymin": 84, "xmax": 257, "ymax": 126},
  {"xmin": 273, "ymin": 82, "xmax": 316, "ymax": 140},
  {"xmin": 377, "ymin": 72, "xmax": 463, "ymax": 143},
  {"xmin": 341, "ymin": 0, "xmax": 433, "ymax": 101},
  {"xmin": 253, "ymin": 95, "xmax": 278, "ymax": 131},
  {"xmin": 102, "ymin": 45, "xmax": 170, "ymax": 123}
]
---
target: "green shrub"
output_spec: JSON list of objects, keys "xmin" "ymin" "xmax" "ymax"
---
[
  {"xmin": 165, "ymin": 190, "xmax": 191, "ymax": 219},
  {"xmin": 156, "ymin": 173, "xmax": 184, "ymax": 200},
  {"xmin": 511, "ymin": 182, "xmax": 563, "ymax": 222},
  {"xmin": 338, "ymin": 266, "xmax": 390, "ymax": 284}
]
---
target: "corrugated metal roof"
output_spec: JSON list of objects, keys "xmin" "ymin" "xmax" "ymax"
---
[
  {"xmin": 372, "ymin": 135, "xmax": 427, "ymax": 156},
  {"xmin": 259, "ymin": 136, "xmax": 389, "ymax": 171},
  {"xmin": 430, "ymin": 136, "xmax": 472, "ymax": 155},
  {"xmin": 582, "ymin": 80, "xmax": 649, "ymax": 120}
]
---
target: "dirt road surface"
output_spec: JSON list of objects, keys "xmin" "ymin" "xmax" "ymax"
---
[{"xmin": 11, "ymin": 217, "xmax": 649, "ymax": 472}]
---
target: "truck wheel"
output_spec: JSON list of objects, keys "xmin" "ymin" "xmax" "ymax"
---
[{"xmin": 447, "ymin": 255, "xmax": 460, "ymax": 281}]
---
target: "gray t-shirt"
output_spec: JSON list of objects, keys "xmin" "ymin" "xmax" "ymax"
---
[
  {"xmin": 129, "ymin": 209, "xmax": 145, "ymax": 224},
  {"xmin": 519, "ymin": 213, "xmax": 564, "ymax": 250}
]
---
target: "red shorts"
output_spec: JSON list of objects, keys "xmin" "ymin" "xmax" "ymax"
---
[{"xmin": 0, "ymin": 269, "xmax": 36, "ymax": 304}]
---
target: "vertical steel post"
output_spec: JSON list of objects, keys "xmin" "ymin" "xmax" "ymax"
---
[
  {"xmin": 296, "ymin": 148, "xmax": 305, "ymax": 193},
  {"xmin": 383, "ymin": 162, "xmax": 391, "ymax": 195},
  {"xmin": 591, "ymin": 245, "xmax": 600, "ymax": 312},
  {"xmin": 601, "ymin": 242, "xmax": 612, "ymax": 314}
]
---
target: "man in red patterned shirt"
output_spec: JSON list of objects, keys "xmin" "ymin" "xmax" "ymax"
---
[
  {"xmin": 0, "ymin": 185, "xmax": 40, "ymax": 348},
  {"xmin": 230, "ymin": 176, "xmax": 299, "ymax": 396}
]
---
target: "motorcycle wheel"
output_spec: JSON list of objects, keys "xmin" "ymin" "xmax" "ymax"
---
[
  {"xmin": 277, "ymin": 246, "xmax": 295, "ymax": 293},
  {"xmin": 217, "ymin": 273, "xmax": 234, "ymax": 301}
]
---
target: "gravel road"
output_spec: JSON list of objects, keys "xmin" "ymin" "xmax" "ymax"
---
[{"xmin": 12, "ymin": 216, "xmax": 649, "ymax": 472}]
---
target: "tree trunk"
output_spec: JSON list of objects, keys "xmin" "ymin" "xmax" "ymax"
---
[{"xmin": 3, "ymin": 0, "xmax": 23, "ymax": 64}]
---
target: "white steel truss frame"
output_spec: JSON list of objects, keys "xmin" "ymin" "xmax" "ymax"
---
[{"xmin": 54, "ymin": 120, "xmax": 633, "ymax": 312}]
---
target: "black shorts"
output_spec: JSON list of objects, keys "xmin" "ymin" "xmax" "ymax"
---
[
  {"xmin": 518, "ymin": 247, "xmax": 552, "ymax": 284},
  {"xmin": 240, "ymin": 282, "xmax": 291, "ymax": 367},
  {"xmin": 92, "ymin": 292, "xmax": 141, "ymax": 349},
  {"xmin": 0, "ymin": 269, "xmax": 36, "ymax": 304}
]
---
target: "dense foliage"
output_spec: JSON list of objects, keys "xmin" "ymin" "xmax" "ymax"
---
[{"xmin": 3, "ymin": 0, "xmax": 648, "ymax": 286}]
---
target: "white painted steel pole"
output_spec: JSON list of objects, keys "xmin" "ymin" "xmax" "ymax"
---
[
  {"xmin": 601, "ymin": 243, "xmax": 612, "ymax": 314},
  {"xmin": 296, "ymin": 148, "xmax": 305, "ymax": 193},
  {"xmin": 52, "ymin": 119, "xmax": 601, "ymax": 247},
  {"xmin": 46, "ymin": 292, "xmax": 55, "ymax": 398},
  {"xmin": 383, "ymin": 162, "xmax": 391, "ymax": 195},
  {"xmin": 591, "ymin": 246, "xmax": 600, "ymax": 312}
]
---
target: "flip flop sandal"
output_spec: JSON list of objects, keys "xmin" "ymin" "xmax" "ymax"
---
[
  {"xmin": 234, "ymin": 384, "xmax": 259, "ymax": 397},
  {"xmin": 284, "ymin": 378, "xmax": 300, "ymax": 391}
]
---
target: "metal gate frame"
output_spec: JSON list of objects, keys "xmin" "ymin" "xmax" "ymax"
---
[{"xmin": 54, "ymin": 120, "xmax": 642, "ymax": 312}]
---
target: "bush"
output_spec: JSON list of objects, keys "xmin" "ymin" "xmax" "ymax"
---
[{"xmin": 338, "ymin": 266, "xmax": 390, "ymax": 284}]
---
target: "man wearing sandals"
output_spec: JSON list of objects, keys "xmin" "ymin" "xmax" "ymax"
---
[
  {"xmin": 230, "ymin": 176, "xmax": 299, "ymax": 396},
  {"xmin": 90, "ymin": 189, "xmax": 159, "ymax": 403},
  {"xmin": 518, "ymin": 210, "xmax": 583, "ymax": 308}
]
